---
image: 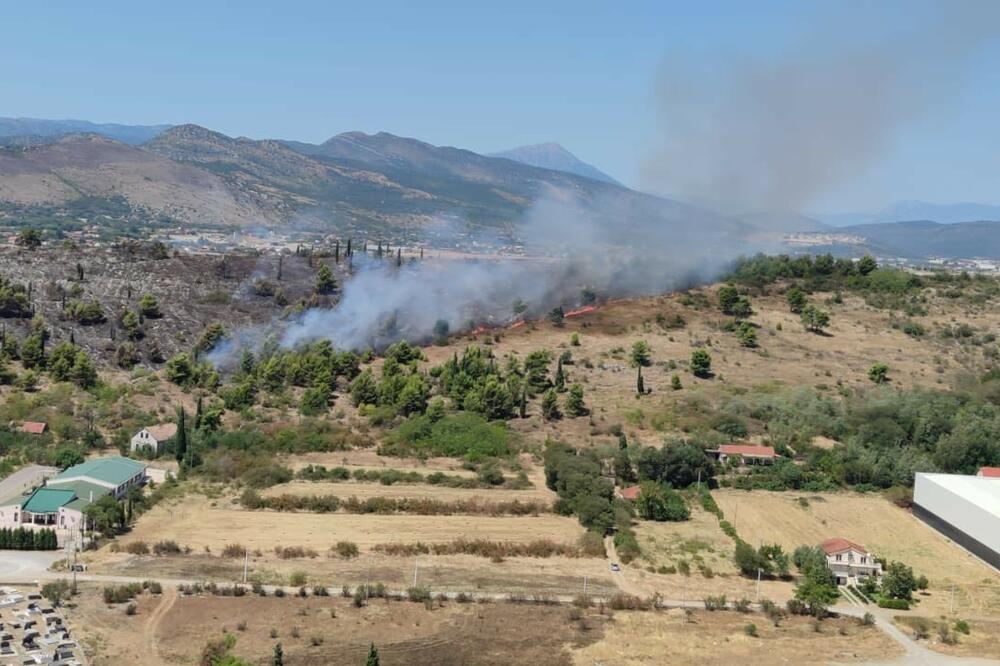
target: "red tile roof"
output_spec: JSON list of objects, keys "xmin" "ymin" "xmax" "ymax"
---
[
  {"xmin": 978, "ymin": 467, "xmax": 1000, "ymax": 478},
  {"xmin": 820, "ymin": 537, "xmax": 869, "ymax": 555},
  {"xmin": 619, "ymin": 485, "xmax": 641, "ymax": 500},
  {"xmin": 719, "ymin": 444, "xmax": 776, "ymax": 458},
  {"xmin": 20, "ymin": 421, "xmax": 48, "ymax": 434}
]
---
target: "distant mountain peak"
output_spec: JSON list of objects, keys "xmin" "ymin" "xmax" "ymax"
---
[
  {"xmin": 488, "ymin": 143, "xmax": 621, "ymax": 185},
  {"xmin": 0, "ymin": 117, "xmax": 171, "ymax": 146}
]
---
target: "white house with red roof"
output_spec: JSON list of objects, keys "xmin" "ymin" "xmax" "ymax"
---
[
  {"xmin": 820, "ymin": 537, "xmax": 882, "ymax": 585},
  {"xmin": 709, "ymin": 444, "xmax": 777, "ymax": 466}
]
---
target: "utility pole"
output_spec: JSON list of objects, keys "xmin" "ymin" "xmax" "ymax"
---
[
  {"xmin": 696, "ymin": 469, "xmax": 701, "ymax": 493},
  {"xmin": 755, "ymin": 568, "xmax": 761, "ymax": 602},
  {"xmin": 583, "ymin": 576, "xmax": 588, "ymax": 595},
  {"xmin": 412, "ymin": 559, "xmax": 419, "ymax": 587},
  {"xmin": 950, "ymin": 584, "xmax": 955, "ymax": 614},
  {"xmin": 243, "ymin": 548, "xmax": 249, "ymax": 583}
]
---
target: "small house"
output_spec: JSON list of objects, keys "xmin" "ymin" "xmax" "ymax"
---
[
  {"xmin": 709, "ymin": 444, "xmax": 777, "ymax": 466},
  {"xmin": 820, "ymin": 537, "xmax": 882, "ymax": 585},
  {"xmin": 618, "ymin": 485, "xmax": 641, "ymax": 501},
  {"xmin": 130, "ymin": 424, "xmax": 177, "ymax": 455},
  {"xmin": 977, "ymin": 467, "xmax": 1000, "ymax": 478},
  {"xmin": 20, "ymin": 422, "xmax": 48, "ymax": 435}
]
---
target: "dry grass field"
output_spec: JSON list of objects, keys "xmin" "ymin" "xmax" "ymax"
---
[
  {"xmin": 893, "ymin": 616, "xmax": 1000, "ymax": 659},
  {"xmin": 64, "ymin": 584, "xmax": 897, "ymax": 666},
  {"xmin": 116, "ymin": 495, "xmax": 583, "ymax": 552},
  {"xmin": 65, "ymin": 586, "xmax": 611, "ymax": 666},
  {"xmin": 634, "ymin": 504, "xmax": 739, "ymax": 576},
  {"xmin": 571, "ymin": 608, "xmax": 901, "ymax": 665},
  {"xmin": 713, "ymin": 489, "xmax": 1000, "ymax": 616}
]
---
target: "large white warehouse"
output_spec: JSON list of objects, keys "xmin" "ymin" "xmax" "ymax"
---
[{"xmin": 913, "ymin": 473, "xmax": 1000, "ymax": 570}]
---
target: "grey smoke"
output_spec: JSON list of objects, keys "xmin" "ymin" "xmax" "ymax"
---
[
  {"xmin": 642, "ymin": 2, "xmax": 1000, "ymax": 214},
  {"xmin": 206, "ymin": 184, "xmax": 750, "ymax": 361}
]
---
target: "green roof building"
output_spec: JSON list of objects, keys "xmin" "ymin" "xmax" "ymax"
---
[{"xmin": 0, "ymin": 456, "xmax": 147, "ymax": 538}]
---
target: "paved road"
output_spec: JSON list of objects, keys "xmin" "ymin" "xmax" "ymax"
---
[
  {"xmin": 0, "ymin": 464, "xmax": 57, "ymax": 503},
  {"xmin": 832, "ymin": 605, "xmax": 1000, "ymax": 666}
]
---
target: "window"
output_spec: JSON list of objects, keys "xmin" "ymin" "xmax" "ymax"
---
[
  {"xmin": 860, "ymin": 557, "xmax": 866, "ymax": 564},
  {"xmin": 835, "ymin": 554, "xmax": 842, "ymax": 561}
]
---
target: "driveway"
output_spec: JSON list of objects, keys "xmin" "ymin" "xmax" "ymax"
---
[
  {"xmin": 0, "ymin": 550, "xmax": 64, "ymax": 582},
  {"xmin": 0, "ymin": 464, "xmax": 57, "ymax": 502}
]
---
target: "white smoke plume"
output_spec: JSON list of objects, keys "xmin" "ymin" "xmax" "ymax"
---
[{"xmin": 643, "ymin": 2, "xmax": 1000, "ymax": 214}]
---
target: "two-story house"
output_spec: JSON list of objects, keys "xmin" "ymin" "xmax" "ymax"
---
[{"xmin": 820, "ymin": 537, "xmax": 882, "ymax": 585}]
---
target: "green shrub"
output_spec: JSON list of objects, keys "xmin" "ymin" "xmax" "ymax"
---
[{"xmin": 877, "ymin": 597, "xmax": 909, "ymax": 610}]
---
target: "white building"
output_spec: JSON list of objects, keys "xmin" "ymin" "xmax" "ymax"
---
[
  {"xmin": 0, "ymin": 457, "xmax": 147, "ymax": 542},
  {"xmin": 820, "ymin": 537, "xmax": 882, "ymax": 585},
  {"xmin": 130, "ymin": 423, "xmax": 177, "ymax": 455},
  {"xmin": 914, "ymin": 472, "xmax": 1000, "ymax": 571}
]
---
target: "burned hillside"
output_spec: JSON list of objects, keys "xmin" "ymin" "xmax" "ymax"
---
[{"xmin": 0, "ymin": 243, "xmax": 350, "ymax": 368}]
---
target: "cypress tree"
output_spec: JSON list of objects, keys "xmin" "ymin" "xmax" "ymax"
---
[
  {"xmin": 276, "ymin": 255, "xmax": 283, "ymax": 281},
  {"xmin": 618, "ymin": 432, "xmax": 628, "ymax": 450},
  {"xmin": 554, "ymin": 357, "xmax": 565, "ymax": 392},
  {"xmin": 365, "ymin": 643, "xmax": 380, "ymax": 666},
  {"xmin": 636, "ymin": 367, "xmax": 645, "ymax": 396},
  {"xmin": 272, "ymin": 643, "xmax": 284, "ymax": 666},
  {"xmin": 175, "ymin": 406, "xmax": 188, "ymax": 465},
  {"xmin": 518, "ymin": 382, "xmax": 527, "ymax": 419},
  {"xmin": 346, "ymin": 239, "xmax": 352, "ymax": 257},
  {"xmin": 335, "ymin": 241, "xmax": 340, "ymax": 263},
  {"xmin": 194, "ymin": 396, "xmax": 203, "ymax": 431},
  {"xmin": 396, "ymin": 248, "xmax": 402, "ymax": 267}
]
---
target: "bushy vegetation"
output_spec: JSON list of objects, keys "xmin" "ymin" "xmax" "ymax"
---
[
  {"xmin": 372, "ymin": 537, "xmax": 595, "ymax": 559},
  {"xmin": 240, "ymin": 489, "xmax": 549, "ymax": 516},
  {"xmin": 383, "ymin": 412, "xmax": 510, "ymax": 461}
]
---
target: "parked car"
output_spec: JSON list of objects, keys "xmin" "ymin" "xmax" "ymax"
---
[{"xmin": 610, "ymin": 563, "xmax": 620, "ymax": 572}]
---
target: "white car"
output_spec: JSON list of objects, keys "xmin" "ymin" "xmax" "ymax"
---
[{"xmin": 610, "ymin": 563, "xmax": 620, "ymax": 572}]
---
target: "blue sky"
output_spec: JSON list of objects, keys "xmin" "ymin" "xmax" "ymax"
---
[{"xmin": 3, "ymin": 1, "xmax": 999, "ymax": 212}]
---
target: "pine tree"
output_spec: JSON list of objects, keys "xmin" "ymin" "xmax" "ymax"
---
[
  {"xmin": 554, "ymin": 357, "xmax": 565, "ymax": 392},
  {"xmin": 315, "ymin": 264, "xmax": 336, "ymax": 294},
  {"xmin": 636, "ymin": 367, "xmax": 645, "ymax": 396},
  {"xmin": 272, "ymin": 643, "xmax": 284, "ymax": 666},
  {"xmin": 541, "ymin": 389, "xmax": 561, "ymax": 421},
  {"xmin": 365, "ymin": 643, "xmax": 380, "ymax": 666},
  {"xmin": 175, "ymin": 406, "xmax": 188, "ymax": 465},
  {"xmin": 276, "ymin": 255, "xmax": 283, "ymax": 281},
  {"xmin": 618, "ymin": 432, "xmax": 628, "ymax": 450},
  {"xmin": 564, "ymin": 383, "xmax": 587, "ymax": 416}
]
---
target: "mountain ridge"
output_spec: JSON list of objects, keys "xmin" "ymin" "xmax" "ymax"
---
[{"xmin": 488, "ymin": 142, "xmax": 621, "ymax": 185}]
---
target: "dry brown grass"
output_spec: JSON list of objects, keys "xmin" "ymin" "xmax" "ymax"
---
[
  {"xmin": 634, "ymin": 505, "xmax": 739, "ymax": 576},
  {"xmin": 893, "ymin": 616, "xmax": 1000, "ymax": 659},
  {"xmin": 571, "ymin": 608, "xmax": 902, "ymax": 665},
  {"xmin": 418, "ymin": 285, "xmax": 994, "ymax": 449},
  {"xmin": 115, "ymin": 494, "xmax": 582, "ymax": 552},
  {"xmin": 713, "ymin": 489, "xmax": 1000, "ymax": 616}
]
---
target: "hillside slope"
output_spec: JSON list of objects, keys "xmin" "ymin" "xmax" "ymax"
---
[{"xmin": 0, "ymin": 124, "xmax": 741, "ymax": 246}]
